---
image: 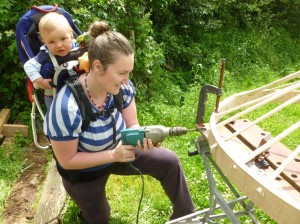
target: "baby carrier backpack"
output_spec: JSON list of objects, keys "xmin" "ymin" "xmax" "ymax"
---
[
  {"xmin": 16, "ymin": 4, "xmax": 123, "ymax": 149},
  {"xmin": 16, "ymin": 4, "xmax": 84, "ymax": 149}
]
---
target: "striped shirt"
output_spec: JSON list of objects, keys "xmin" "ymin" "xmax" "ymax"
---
[{"xmin": 44, "ymin": 80, "xmax": 136, "ymax": 154}]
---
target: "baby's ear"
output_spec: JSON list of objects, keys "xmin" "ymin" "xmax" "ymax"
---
[{"xmin": 38, "ymin": 32, "xmax": 44, "ymax": 43}]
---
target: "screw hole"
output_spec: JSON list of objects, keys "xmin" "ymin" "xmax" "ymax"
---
[{"xmin": 291, "ymin": 174, "xmax": 297, "ymax": 178}]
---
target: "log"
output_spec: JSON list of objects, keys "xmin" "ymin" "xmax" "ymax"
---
[{"xmin": 34, "ymin": 159, "xmax": 66, "ymax": 224}]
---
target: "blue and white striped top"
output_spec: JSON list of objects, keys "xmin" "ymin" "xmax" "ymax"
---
[{"xmin": 44, "ymin": 80, "xmax": 136, "ymax": 153}]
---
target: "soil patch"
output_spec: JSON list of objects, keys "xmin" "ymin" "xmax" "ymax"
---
[{"xmin": 2, "ymin": 138, "xmax": 49, "ymax": 224}]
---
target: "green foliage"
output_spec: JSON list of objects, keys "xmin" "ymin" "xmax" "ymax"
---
[
  {"xmin": 2, "ymin": 0, "xmax": 300, "ymax": 110},
  {"xmin": 143, "ymin": 0, "xmax": 300, "ymax": 90},
  {"xmin": 0, "ymin": 1, "xmax": 300, "ymax": 222},
  {"xmin": 0, "ymin": 0, "xmax": 27, "ymax": 111}
]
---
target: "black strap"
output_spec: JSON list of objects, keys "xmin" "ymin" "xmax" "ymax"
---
[
  {"xmin": 65, "ymin": 75, "xmax": 96, "ymax": 131},
  {"xmin": 94, "ymin": 108, "xmax": 117, "ymax": 144},
  {"xmin": 65, "ymin": 74, "xmax": 124, "ymax": 135},
  {"xmin": 113, "ymin": 90, "xmax": 124, "ymax": 112},
  {"xmin": 111, "ymin": 114, "xmax": 117, "ymax": 144}
]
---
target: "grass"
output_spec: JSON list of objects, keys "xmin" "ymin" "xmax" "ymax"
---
[
  {"xmin": 1, "ymin": 66, "xmax": 299, "ymax": 223},
  {"xmin": 61, "ymin": 71, "xmax": 287, "ymax": 223},
  {"xmin": 0, "ymin": 133, "xmax": 28, "ymax": 223}
]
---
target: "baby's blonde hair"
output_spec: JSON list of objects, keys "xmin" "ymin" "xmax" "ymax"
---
[{"xmin": 39, "ymin": 12, "xmax": 72, "ymax": 40}]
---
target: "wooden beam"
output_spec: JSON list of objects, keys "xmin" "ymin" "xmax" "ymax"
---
[
  {"xmin": 0, "ymin": 109, "xmax": 28, "ymax": 137},
  {"xmin": 34, "ymin": 159, "xmax": 66, "ymax": 224},
  {"xmin": 0, "ymin": 109, "xmax": 10, "ymax": 135},
  {"xmin": 2, "ymin": 124, "xmax": 28, "ymax": 137}
]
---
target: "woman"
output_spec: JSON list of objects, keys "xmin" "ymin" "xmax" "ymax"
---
[{"xmin": 44, "ymin": 21, "xmax": 195, "ymax": 224}]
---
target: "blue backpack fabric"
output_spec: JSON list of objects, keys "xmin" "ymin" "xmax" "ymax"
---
[
  {"xmin": 16, "ymin": 4, "xmax": 124, "ymax": 133},
  {"xmin": 16, "ymin": 4, "xmax": 85, "ymax": 103},
  {"xmin": 16, "ymin": 4, "xmax": 82, "ymax": 65}
]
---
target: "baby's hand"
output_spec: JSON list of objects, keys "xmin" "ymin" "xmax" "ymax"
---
[{"xmin": 34, "ymin": 77, "xmax": 53, "ymax": 89}]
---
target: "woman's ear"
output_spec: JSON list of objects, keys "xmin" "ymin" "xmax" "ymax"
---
[{"xmin": 93, "ymin": 60, "xmax": 104, "ymax": 74}]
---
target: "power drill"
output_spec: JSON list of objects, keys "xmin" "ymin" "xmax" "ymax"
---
[{"xmin": 121, "ymin": 125, "xmax": 197, "ymax": 145}]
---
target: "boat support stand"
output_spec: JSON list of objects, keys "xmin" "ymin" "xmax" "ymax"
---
[{"xmin": 166, "ymin": 135, "xmax": 260, "ymax": 224}]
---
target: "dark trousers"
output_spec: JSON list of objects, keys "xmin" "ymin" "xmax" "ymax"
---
[{"xmin": 62, "ymin": 147, "xmax": 195, "ymax": 224}]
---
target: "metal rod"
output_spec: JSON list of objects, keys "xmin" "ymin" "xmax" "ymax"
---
[{"xmin": 215, "ymin": 59, "xmax": 226, "ymax": 113}]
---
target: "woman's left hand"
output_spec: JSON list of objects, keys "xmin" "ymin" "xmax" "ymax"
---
[{"xmin": 136, "ymin": 138, "xmax": 161, "ymax": 151}]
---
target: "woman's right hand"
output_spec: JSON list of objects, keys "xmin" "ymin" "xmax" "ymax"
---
[{"xmin": 111, "ymin": 142, "xmax": 136, "ymax": 162}]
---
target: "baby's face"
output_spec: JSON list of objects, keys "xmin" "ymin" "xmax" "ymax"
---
[{"xmin": 42, "ymin": 26, "xmax": 73, "ymax": 57}]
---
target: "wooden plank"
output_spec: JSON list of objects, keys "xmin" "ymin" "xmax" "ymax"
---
[
  {"xmin": 0, "ymin": 109, "xmax": 10, "ymax": 135},
  {"xmin": 0, "ymin": 109, "xmax": 28, "ymax": 137},
  {"xmin": 34, "ymin": 159, "xmax": 66, "ymax": 224},
  {"xmin": 2, "ymin": 124, "xmax": 28, "ymax": 137},
  {"xmin": 227, "ymin": 119, "xmax": 300, "ymax": 192},
  {"xmin": 211, "ymin": 128, "xmax": 300, "ymax": 223},
  {"xmin": 265, "ymin": 89, "xmax": 300, "ymax": 104}
]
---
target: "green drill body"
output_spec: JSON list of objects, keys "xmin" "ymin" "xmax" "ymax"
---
[{"xmin": 121, "ymin": 125, "xmax": 196, "ymax": 145}]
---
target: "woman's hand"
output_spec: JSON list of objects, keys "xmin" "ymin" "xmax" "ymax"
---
[
  {"xmin": 111, "ymin": 142, "xmax": 136, "ymax": 162},
  {"xmin": 136, "ymin": 138, "xmax": 161, "ymax": 151}
]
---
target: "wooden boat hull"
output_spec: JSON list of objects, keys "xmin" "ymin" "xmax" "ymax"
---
[{"xmin": 204, "ymin": 70, "xmax": 300, "ymax": 223}]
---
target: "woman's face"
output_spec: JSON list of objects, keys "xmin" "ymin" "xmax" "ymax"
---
[{"xmin": 96, "ymin": 53, "xmax": 134, "ymax": 95}]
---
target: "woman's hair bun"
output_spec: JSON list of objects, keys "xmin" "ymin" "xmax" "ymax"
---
[{"xmin": 89, "ymin": 21, "xmax": 110, "ymax": 38}]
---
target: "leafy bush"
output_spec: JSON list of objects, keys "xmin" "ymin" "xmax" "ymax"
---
[
  {"xmin": 1, "ymin": 1, "xmax": 300, "ymax": 223},
  {"xmin": 2, "ymin": 0, "xmax": 300, "ymax": 114}
]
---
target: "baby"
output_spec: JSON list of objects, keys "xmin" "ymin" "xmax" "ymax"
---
[{"xmin": 24, "ymin": 12, "xmax": 78, "ymax": 108}]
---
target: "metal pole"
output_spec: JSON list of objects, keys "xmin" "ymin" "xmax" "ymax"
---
[{"xmin": 215, "ymin": 59, "xmax": 226, "ymax": 113}]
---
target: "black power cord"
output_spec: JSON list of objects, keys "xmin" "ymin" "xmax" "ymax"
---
[{"xmin": 129, "ymin": 163, "xmax": 144, "ymax": 224}]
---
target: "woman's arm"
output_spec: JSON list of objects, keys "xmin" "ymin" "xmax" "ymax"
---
[
  {"xmin": 121, "ymin": 98, "xmax": 140, "ymax": 128},
  {"xmin": 120, "ymin": 98, "xmax": 156, "ymax": 150},
  {"xmin": 51, "ymin": 138, "xmax": 136, "ymax": 170}
]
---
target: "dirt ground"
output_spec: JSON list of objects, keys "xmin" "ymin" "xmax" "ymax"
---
[{"xmin": 2, "ymin": 137, "xmax": 49, "ymax": 224}]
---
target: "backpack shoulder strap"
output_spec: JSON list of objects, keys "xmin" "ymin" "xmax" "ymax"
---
[
  {"xmin": 65, "ymin": 75, "xmax": 96, "ymax": 132},
  {"xmin": 113, "ymin": 90, "xmax": 124, "ymax": 112},
  {"xmin": 65, "ymin": 75, "xmax": 124, "ymax": 132},
  {"xmin": 49, "ymin": 52, "xmax": 61, "ymax": 95}
]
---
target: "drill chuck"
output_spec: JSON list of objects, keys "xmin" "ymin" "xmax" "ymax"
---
[{"xmin": 169, "ymin": 127, "xmax": 196, "ymax": 136}]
